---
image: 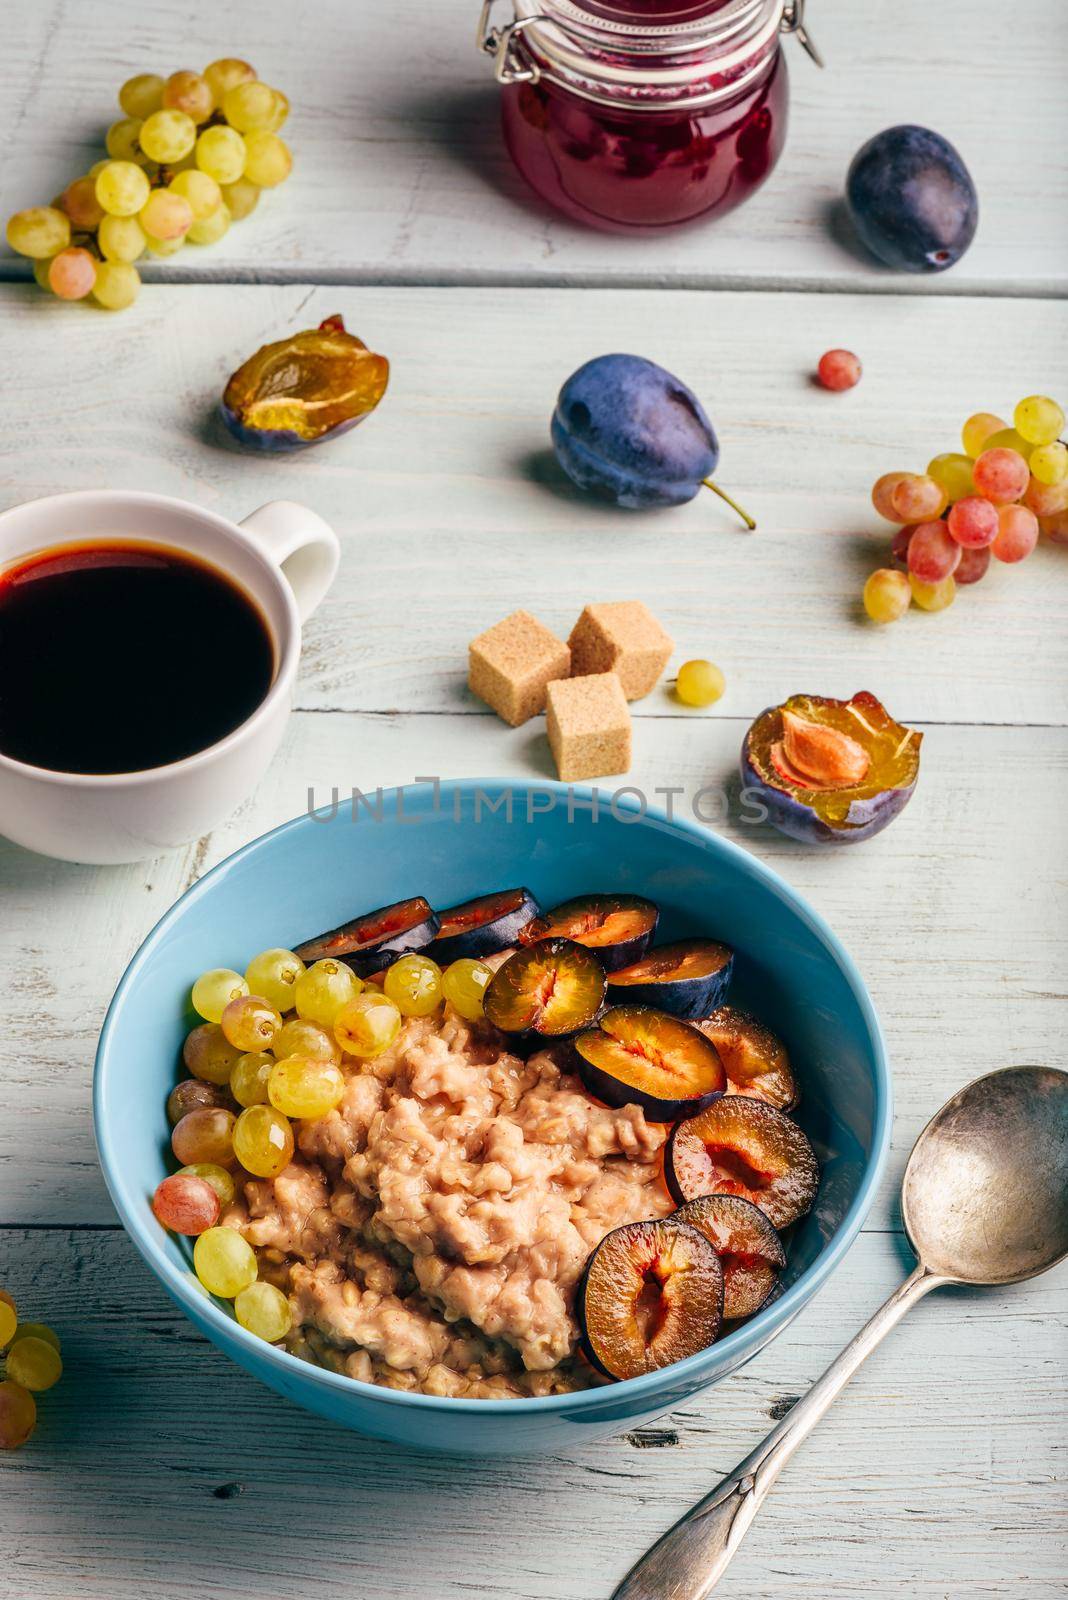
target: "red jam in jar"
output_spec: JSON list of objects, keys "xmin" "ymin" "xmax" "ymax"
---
[{"xmin": 479, "ymin": 0, "xmax": 814, "ymax": 234}]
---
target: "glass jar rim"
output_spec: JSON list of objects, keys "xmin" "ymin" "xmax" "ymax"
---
[{"xmin": 527, "ymin": 0, "xmax": 780, "ymax": 55}]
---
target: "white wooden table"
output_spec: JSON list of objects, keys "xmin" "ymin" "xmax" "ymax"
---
[{"xmin": 1, "ymin": 5, "xmax": 1066, "ymax": 1598}]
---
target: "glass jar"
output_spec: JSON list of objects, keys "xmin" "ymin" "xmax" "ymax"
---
[{"xmin": 477, "ymin": 0, "xmax": 820, "ymax": 234}]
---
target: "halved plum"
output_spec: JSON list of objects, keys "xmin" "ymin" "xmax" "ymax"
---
[
  {"xmin": 669, "ymin": 1194, "xmax": 786, "ymax": 1321},
  {"xmin": 220, "ymin": 316, "xmax": 389, "ymax": 452},
  {"xmin": 519, "ymin": 894, "xmax": 658, "ymax": 972},
  {"xmin": 294, "ymin": 896, "xmax": 439, "ymax": 975},
  {"xmin": 483, "ymin": 938, "xmax": 606, "ymax": 1038},
  {"xmin": 607, "ymin": 939, "xmax": 734, "ymax": 1019},
  {"xmin": 665, "ymin": 1098, "xmax": 819, "ymax": 1228},
  {"xmin": 574, "ymin": 1005, "xmax": 726, "ymax": 1122},
  {"xmin": 695, "ymin": 1007, "xmax": 799, "ymax": 1112},
  {"xmin": 431, "ymin": 887, "xmax": 540, "ymax": 963},
  {"xmin": 577, "ymin": 1219, "xmax": 723, "ymax": 1381}
]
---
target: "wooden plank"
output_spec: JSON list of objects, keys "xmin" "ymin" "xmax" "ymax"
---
[
  {"xmin": 1, "ymin": 283, "xmax": 1066, "ymax": 727},
  {"xmin": 1, "ymin": 712, "xmax": 1065, "ymax": 1228},
  {"xmin": 4, "ymin": 1, "xmax": 1067, "ymax": 295},
  {"xmin": 0, "ymin": 1225, "xmax": 1063, "ymax": 1600}
]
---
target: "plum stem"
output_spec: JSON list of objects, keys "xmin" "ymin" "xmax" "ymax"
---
[{"xmin": 702, "ymin": 479, "xmax": 757, "ymax": 531}]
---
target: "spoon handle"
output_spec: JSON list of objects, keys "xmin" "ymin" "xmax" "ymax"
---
[{"xmin": 611, "ymin": 1262, "xmax": 945, "ymax": 1600}]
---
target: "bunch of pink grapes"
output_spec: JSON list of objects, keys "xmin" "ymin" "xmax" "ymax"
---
[
  {"xmin": 5, "ymin": 60, "xmax": 292, "ymax": 312},
  {"xmin": 863, "ymin": 395, "xmax": 1067, "ymax": 623}
]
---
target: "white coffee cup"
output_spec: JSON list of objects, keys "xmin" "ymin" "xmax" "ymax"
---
[{"xmin": 0, "ymin": 490, "xmax": 340, "ymax": 865}]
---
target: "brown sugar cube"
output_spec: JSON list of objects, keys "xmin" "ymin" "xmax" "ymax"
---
[
  {"xmin": 546, "ymin": 673, "xmax": 631, "ymax": 782},
  {"xmin": 468, "ymin": 610, "xmax": 570, "ymax": 726},
  {"xmin": 568, "ymin": 601, "xmax": 674, "ymax": 701}
]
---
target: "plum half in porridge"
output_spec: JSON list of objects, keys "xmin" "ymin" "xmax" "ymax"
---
[{"xmin": 154, "ymin": 891, "xmax": 819, "ymax": 1394}]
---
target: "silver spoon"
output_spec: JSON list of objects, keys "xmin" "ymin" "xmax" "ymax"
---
[{"xmin": 613, "ymin": 1065, "xmax": 1068, "ymax": 1600}]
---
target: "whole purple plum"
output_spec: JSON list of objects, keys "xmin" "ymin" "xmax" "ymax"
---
[{"xmin": 846, "ymin": 125, "xmax": 978, "ymax": 274}]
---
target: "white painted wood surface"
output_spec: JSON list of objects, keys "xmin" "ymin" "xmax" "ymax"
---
[{"xmin": 3, "ymin": 0, "xmax": 1068, "ymax": 295}]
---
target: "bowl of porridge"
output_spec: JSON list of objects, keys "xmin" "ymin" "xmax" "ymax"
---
[{"xmin": 95, "ymin": 780, "xmax": 891, "ymax": 1456}]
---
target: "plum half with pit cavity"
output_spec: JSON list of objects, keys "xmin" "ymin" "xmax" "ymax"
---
[
  {"xmin": 665, "ymin": 1097, "xmax": 819, "ymax": 1228},
  {"xmin": 695, "ymin": 1006, "xmax": 799, "ymax": 1112},
  {"xmin": 577, "ymin": 1219, "xmax": 723, "ymax": 1381},
  {"xmin": 520, "ymin": 893, "xmax": 658, "ymax": 972},
  {"xmin": 574, "ymin": 1005, "xmax": 726, "ymax": 1122},
  {"xmin": 483, "ymin": 937, "xmax": 606, "ymax": 1039},
  {"xmin": 294, "ymin": 897, "xmax": 439, "ymax": 975},
  {"xmin": 607, "ymin": 939, "xmax": 734, "ymax": 1019},
  {"xmin": 221, "ymin": 315, "xmax": 389, "ymax": 452},
  {"xmin": 431, "ymin": 887, "xmax": 540, "ymax": 963},
  {"xmin": 669, "ymin": 1194, "xmax": 786, "ymax": 1321}
]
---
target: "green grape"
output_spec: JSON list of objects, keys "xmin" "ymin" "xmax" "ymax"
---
[
  {"xmin": 1030, "ymin": 442, "xmax": 1068, "ymax": 486},
  {"xmin": 294, "ymin": 958, "xmax": 362, "ymax": 1028},
  {"xmin": 143, "ymin": 232, "xmax": 186, "ymax": 257},
  {"xmin": 48, "ymin": 248, "xmax": 96, "ymax": 301},
  {"xmin": 177, "ymin": 1162, "xmax": 236, "ymax": 1206},
  {"xmin": 139, "ymin": 188, "xmax": 193, "ymax": 241},
  {"xmin": 6, "ymin": 206, "xmax": 70, "ymax": 259},
  {"xmin": 91, "ymin": 261, "xmax": 141, "ymax": 310},
  {"xmin": 926, "ymin": 452, "xmax": 975, "ymax": 504},
  {"xmin": 272, "ymin": 1017, "xmax": 340, "ymax": 1063},
  {"xmin": 59, "ymin": 175, "xmax": 105, "ymax": 230},
  {"xmin": 384, "ymin": 954, "xmax": 443, "ymax": 1017},
  {"xmin": 983, "ymin": 427, "xmax": 1034, "ymax": 460},
  {"xmin": 6, "ymin": 1336, "xmax": 62, "ymax": 1392},
  {"xmin": 162, "ymin": 70, "xmax": 214, "ymax": 124},
  {"xmin": 0, "ymin": 1381, "xmax": 36, "ymax": 1450},
  {"xmin": 0, "ymin": 1292, "xmax": 16, "ymax": 1348},
  {"xmin": 863, "ymin": 568, "xmax": 911, "ymax": 623},
  {"xmin": 334, "ymin": 993, "xmax": 402, "ymax": 1059},
  {"xmin": 203, "ymin": 58, "xmax": 256, "ymax": 103},
  {"xmin": 220, "ymin": 177, "xmax": 260, "ymax": 220},
  {"xmin": 222, "ymin": 81, "xmax": 278, "ymax": 133},
  {"xmin": 232, "ymin": 1105, "xmax": 294, "ymax": 1178},
  {"xmin": 183, "ymin": 1022, "xmax": 242, "ymax": 1085},
  {"xmin": 1015, "ymin": 395, "xmax": 1065, "ymax": 448},
  {"xmin": 169, "ymin": 168, "xmax": 221, "ymax": 221},
  {"xmin": 119, "ymin": 73, "xmax": 165, "ymax": 119},
  {"xmin": 234, "ymin": 1280, "xmax": 291, "ymax": 1342},
  {"xmin": 32, "ymin": 258, "xmax": 53, "ymax": 292},
  {"xmin": 268, "ymin": 1055, "xmax": 345, "ymax": 1119},
  {"xmin": 105, "ymin": 117, "xmax": 144, "ymax": 163},
  {"xmin": 961, "ymin": 412, "xmax": 1005, "ymax": 459},
  {"xmin": 9, "ymin": 1322, "xmax": 60, "ymax": 1353},
  {"xmin": 193, "ymin": 1226, "xmax": 257, "ymax": 1298},
  {"xmin": 244, "ymin": 948, "xmax": 305, "ymax": 1013},
  {"xmin": 196, "ymin": 125, "xmax": 246, "ymax": 183},
  {"xmin": 267, "ymin": 88, "xmax": 290, "ymax": 132},
  {"xmin": 139, "ymin": 109, "xmax": 196, "ymax": 164},
  {"xmin": 909, "ymin": 572, "xmax": 956, "ymax": 613},
  {"xmin": 221, "ymin": 994, "xmax": 281, "ymax": 1052},
  {"xmin": 191, "ymin": 967, "xmax": 249, "ymax": 1023},
  {"xmin": 230, "ymin": 1050, "xmax": 274, "ymax": 1107},
  {"xmin": 675, "ymin": 659, "xmax": 725, "ymax": 708},
  {"xmin": 187, "ymin": 202, "xmax": 231, "ymax": 245},
  {"xmin": 95, "ymin": 161, "xmax": 151, "ymax": 218},
  {"xmin": 242, "ymin": 132, "xmax": 292, "ymax": 187},
  {"xmin": 441, "ymin": 958, "xmax": 493, "ymax": 1022}
]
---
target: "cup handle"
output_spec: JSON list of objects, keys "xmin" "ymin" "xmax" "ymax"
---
[{"xmin": 239, "ymin": 501, "xmax": 340, "ymax": 625}]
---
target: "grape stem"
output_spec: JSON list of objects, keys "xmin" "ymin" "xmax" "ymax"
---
[{"xmin": 702, "ymin": 479, "xmax": 757, "ymax": 531}]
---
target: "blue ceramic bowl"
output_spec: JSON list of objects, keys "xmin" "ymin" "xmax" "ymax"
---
[{"xmin": 94, "ymin": 780, "xmax": 891, "ymax": 1456}]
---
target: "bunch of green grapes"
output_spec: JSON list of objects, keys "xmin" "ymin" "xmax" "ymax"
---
[
  {"xmin": 5, "ymin": 59, "xmax": 292, "ymax": 311},
  {"xmin": 0, "ymin": 1289, "xmax": 63, "ymax": 1450}
]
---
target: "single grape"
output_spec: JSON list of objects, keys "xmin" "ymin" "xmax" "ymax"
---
[
  {"xmin": 96, "ymin": 161, "xmax": 151, "ymax": 218},
  {"xmin": 6, "ymin": 1336, "xmax": 62, "ymax": 1393},
  {"xmin": 1023, "ymin": 475, "xmax": 1068, "ymax": 518},
  {"xmin": 816, "ymin": 349, "xmax": 861, "ymax": 391},
  {"xmin": 441, "ymin": 958, "xmax": 494, "ymax": 1022},
  {"xmin": 177, "ymin": 1163, "xmax": 236, "ymax": 1206},
  {"xmin": 242, "ymin": 132, "xmax": 292, "ymax": 187},
  {"xmin": 183, "ymin": 1022, "xmax": 242, "ymax": 1085},
  {"xmin": 1014, "ymin": 395, "xmax": 1065, "ymax": 448},
  {"xmin": 961, "ymin": 412, "xmax": 1005, "ymax": 459},
  {"xmin": 244, "ymin": 948, "xmax": 305, "ymax": 1013},
  {"xmin": 926, "ymin": 452, "xmax": 975, "ymax": 504},
  {"xmin": 191, "ymin": 967, "xmax": 248, "ymax": 1023},
  {"xmin": 272, "ymin": 1017, "xmax": 341, "ymax": 1063},
  {"xmin": 0, "ymin": 1292, "xmax": 16, "ymax": 1348},
  {"xmin": 143, "ymin": 232, "xmax": 186, "ymax": 257},
  {"xmin": 871, "ymin": 472, "xmax": 910, "ymax": 520},
  {"xmin": 232, "ymin": 1105, "xmax": 294, "ymax": 1178},
  {"xmin": 193, "ymin": 1226, "xmax": 257, "ymax": 1298},
  {"xmin": 992, "ymin": 504, "xmax": 1039, "ymax": 563},
  {"xmin": 105, "ymin": 118, "xmax": 144, "ymax": 163},
  {"xmin": 267, "ymin": 89, "xmax": 290, "ymax": 132},
  {"xmin": 140, "ymin": 109, "xmax": 197, "ymax": 164},
  {"xmin": 890, "ymin": 473, "xmax": 947, "ymax": 522},
  {"xmin": 222, "ymin": 81, "xmax": 278, "ymax": 133},
  {"xmin": 168, "ymin": 168, "xmax": 221, "ymax": 221},
  {"xmin": 909, "ymin": 572, "xmax": 956, "ymax": 613},
  {"xmin": 221, "ymin": 994, "xmax": 282, "ymax": 1053},
  {"xmin": 384, "ymin": 954, "xmax": 443, "ymax": 1018},
  {"xmin": 955, "ymin": 545, "xmax": 991, "ymax": 585},
  {"xmin": 166, "ymin": 1076, "xmax": 231, "ymax": 1125},
  {"xmin": 220, "ymin": 177, "xmax": 260, "ymax": 220},
  {"xmin": 890, "ymin": 523, "xmax": 915, "ymax": 566},
  {"xmin": 187, "ymin": 202, "xmax": 232, "ymax": 245},
  {"xmin": 294, "ymin": 958, "xmax": 362, "ymax": 1028},
  {"xmin": 862, "ymin": 568, "xmax": 911, "ymax": 623},
  {"xmin": 907, "ymin": 520, "xmax": 961, "ymax": 582},
  {"xmin": 334, "ymin": 993, "xmax": 402, "ymax": 1059},
  {"xmin": 9, "ymin": 1322, "xmax": 60, "ymax": 1354},
  {"xmin": 48, "ymin": 248, "xmax": 96, "ymax": 301},
  {"xmin": 32, "ymin": 258, "xmax": 54, "ymax": 292},
  {"xmin": 163, "ymin": 70, "xmax": 215, "ymax": 124},
  {"xmin": 984, "ymin": 427, "xmax": 1035, "ymax": 461},
  {"xmin": 171, "ymin": 1106, "xmax": 237, "ymax": 1168},
  {"xmin": 98, "ymin": 213, "xmax": 146, "ymax": 263},
  {"xmin": 139, "ymin": 188, "xmax": 194, "ymax": 241},
  {"xmin": 1040, "ymin": 508, "xmax": 1068, "ymax": 545},
  {"xmin": 947, "ymin": 495, "xmax": 999, "ymax": 549},
  {"xmin": 196, "ymin": 125, "xmax": 247, "ymax": 183},
  {"xmin": 6, "ymin": 206, "xmax": 71, "ymax": 258},
  {"xmin": 59, "ymin": 175, "xmax": 105, "ymax": 230},
  {"xmin": 204, "ymin": 58, "xmax": 257, "ymax": 103},
  {"xmin": 91, "ymin": 261, "xmax": 141, "ymax": 310},
  {"xmin": 119, "ymin": 73, "xmax": 165, "ymax": 119},
  {"xmin": 151, "ymin": 1173, "xmax": 220, "ymax": 1236},
  {"xmin": 230, "ymin": 1050, "xmax": 275, "ymax": 1107},
  {"xmin": 1029, "ymin": 442, "xmax": 1068, "ymax": 487},
  {"xmin": 973, "ymin": 448, "xmax": 1030, "ymax": 505},
  {"xmin": 0, "ymin": 1382, "xmax": 36, "ymax": 1450},
  {"xmin": 675, "ymin": 659, "xmax": 725, "ymax": 707},
  {"xmin": 268, "ymin": 1055, "xmax": 345, "ymax": 1119},
  {"xmin": 234, "ymin": 1280, "xmax": 291, "ymax": 1342}
]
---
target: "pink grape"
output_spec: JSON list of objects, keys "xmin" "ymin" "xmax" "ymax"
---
[
  {"xmin": 907, "ymin": 520, "xmax": 961, "ymax": 582},
  {"xmin": 1023, "ymin": 476, "xmax": 1068, "ymax": 519},
  {"xmin": 48, "ymin": 248, "xmax": 96, "ymax": 300},
  {"xmin": 955, "ymin": 545, "xmax": 992, "ymax": 585},
  {"xmin": 816, "ymin": 349, "xmax": 861, "ymax": 391},
  {"xmin": 872, "ymin": 472, "xmax": 911, "ymax": 522},
  {"xmin": 947, "ymin": 495, "xmax": 999, "ymax": 549},
  {"xmin": 973, "ymin": 448, "xmax": 1030, "ymax": 505},
  {"xmin": 1040, "ymin": 508, "xmax": 1068, "ymax": 546},
  {"xmin": 890, "ymin": 524, "xmax": 915, "ymax": 566},
  {"xmin": 891, "ymin": 474, "xmax": 947, "ymax": 523},
  {"xmin": 992, "ymin": 504, "xmax": 1039, "ymax": 563},
  {"xmin": 151, "ymin": 1173, "xmax": 220, "ymax": 1235}
]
